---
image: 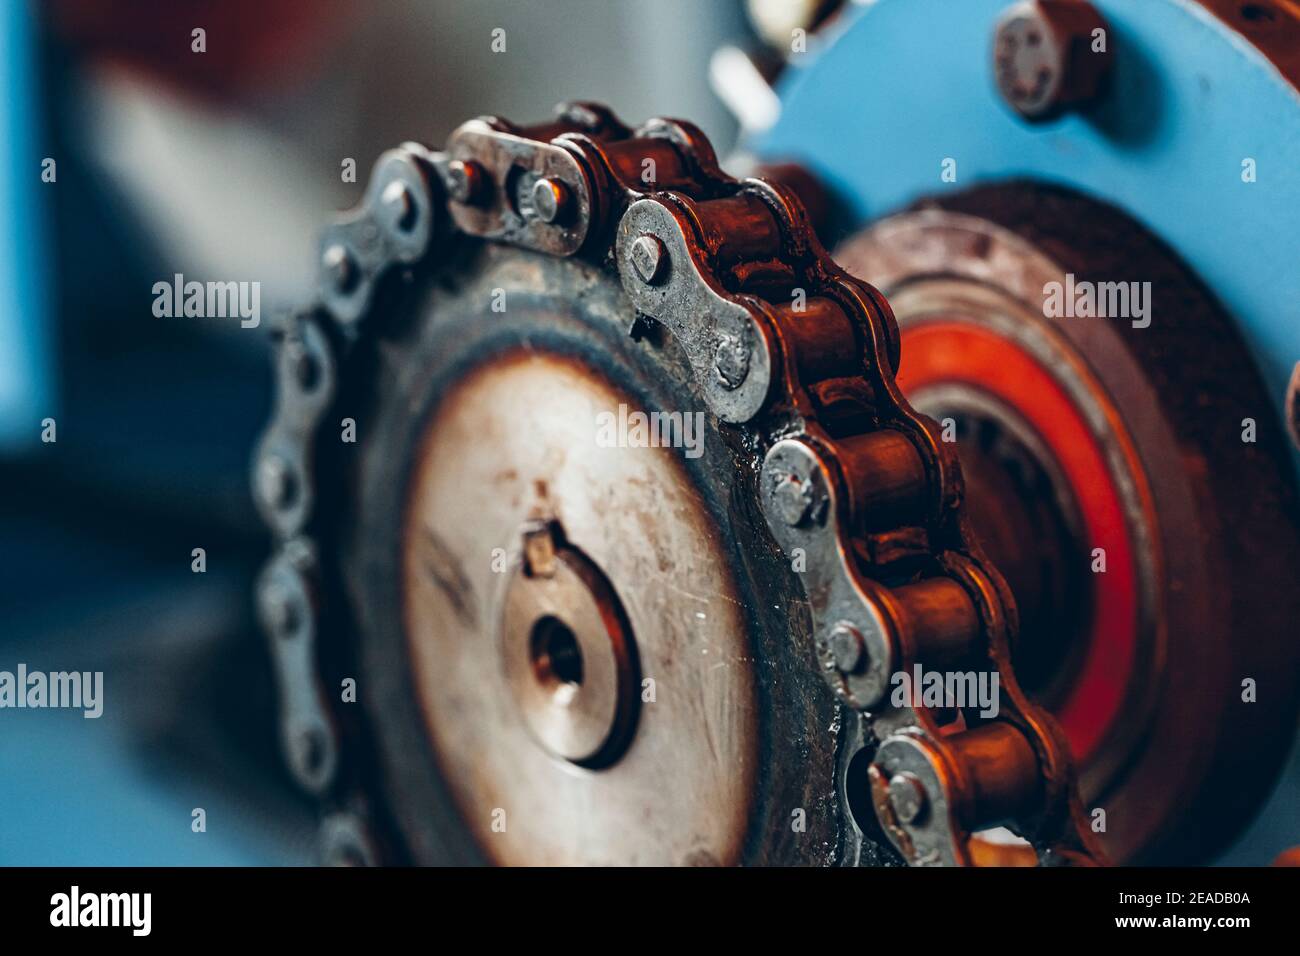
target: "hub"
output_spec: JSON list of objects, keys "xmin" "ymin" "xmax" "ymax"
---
[
  {"xmin": 908, "ymin": 386, "xmax": 1091, "ymax": 707},
  {"xmin": 499, "ymin": 522, "xmax": 640, "ymax": 768}
]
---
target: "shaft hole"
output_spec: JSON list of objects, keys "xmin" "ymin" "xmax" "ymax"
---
[{"xmin": 530, "ymin": 616, "xmax": 584, "ymax": 689}]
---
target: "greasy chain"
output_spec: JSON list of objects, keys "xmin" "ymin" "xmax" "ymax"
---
[{"xmin": 253, "ymin": 102, "xmax": 1105, "ymax": 866}]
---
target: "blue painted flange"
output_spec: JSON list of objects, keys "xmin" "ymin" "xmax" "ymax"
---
[{"xmin": 758, "ymin": 0, "xmax": 1300, "ymax": 462}]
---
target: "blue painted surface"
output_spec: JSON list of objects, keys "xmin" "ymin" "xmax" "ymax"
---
[
  {"xmin": 758, "ymin": 0, "xmax": 1300, "ymax": 442},
  {"xmin": 0, "ymin": 0, "xmax": 54, "ymax": 449},
  {"xmin": 0, "ymin": 708, "xmax": 285, "ymax": 866}
]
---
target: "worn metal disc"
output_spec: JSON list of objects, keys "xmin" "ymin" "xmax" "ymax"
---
[{"xmin": 334, "ymin": 243, "xmax": 840, "ymax": 865}]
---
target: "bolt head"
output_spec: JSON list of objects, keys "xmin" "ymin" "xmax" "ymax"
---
[
  {"xmin": 324, "ymin": 832, "xmax": 369, "ymax": 867},
  {"xmin": 446, "ymin": 159, "xmax": 485, "ymax": 205},
  {"xmin": 379, "ymin": 179, "xmax": 417, "ymax": 232},
  {"xmin": 322, "ymin": 244, "xmax": 357, "ymax": 293},
  {"xmin": 294, "ymin": 725, "xmax": 326, "ymax": 775},
  {"xmin": 772, "ymin": 474, "xmax": 815, "ymax": 527},
  {"xmin": 283, "ymin": 341, "xmax": 319, "ymax": 391},
  {"xmin": 257, "ymin": 454, "xmax": 295, "ymax": 509},
  {"xmin": 629, "ymin": 234, "xmax": 667, "ymax": 284},
  {"xmin": 993, "ymin": 0, "xmax": 1111, "ymax": 122},
  {"xmin": 713, "ymin": 335, "xmax": 751, "ymax": 389},
  {"xmin": 261, "ymin": 581, "xmax": 300, "ymax": 636},
  {"xmin": 530, "ymin": 177, "xmax": 570, "ymax": 224},
  {"xmin": 887, "ymin": 771, "xmax": 928, "ymax": 825},
  {"xmin": 828, "ymin": 624, "xmax": 865, "ymax": 674}
]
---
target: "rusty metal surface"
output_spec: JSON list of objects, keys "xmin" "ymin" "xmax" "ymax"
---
[
  {"xmin": 837, "ymin": 185, "xmax": 1300, "ymax": 863},
  {"xmin": 1198, "ymin": 0, "xmax": 1300, "ymax": 89}
]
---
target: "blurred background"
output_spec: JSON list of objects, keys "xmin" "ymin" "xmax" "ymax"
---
[{"xmin": 1, "ymin": 0, "xmax": 1295, "ymax": 865}]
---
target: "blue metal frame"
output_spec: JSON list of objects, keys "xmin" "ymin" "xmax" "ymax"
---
[{"xmin": 758, "ymin": 0, "xmax": 1300, "ymax": 449}]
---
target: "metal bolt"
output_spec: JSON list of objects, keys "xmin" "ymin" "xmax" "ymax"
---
[
  {"xmin": 257, "ymin": 454, "xmax": 296, "ymax": 509},
  {"xmin": 322, "ymin": 243, "xmax": 357, "ymax": 293},
  {"xmin": 284, "ymin": 341, "xmax": 318, "ymax": 391},
  {"xmin": 713, "ymin": 335, "xmax": 751, "ymax": 389},
  {"xmin": 261, "ymin": 580, "xmax": 300, "ymax": 636},
  {"xmin": 293, "ymin": 725, "xmax": 327, "ymax": 778},
  {"xmin": 445, "ymin": 159, "xmax": 486, "ymax": 205},
  {"xmin": 379, "ymin": 179, "xmax": 417, "ymax": 233},
  {"xmin": 530, "ymin": 177, "xmax": 570, "ymax": 224},
  {"xmin": 887, "ymin": 771, "xmax": 928, "ymax": 825},
  {"xmin": 324, "ymin": 833, "xmax": 369, "ymax": 867},
  {"xmin": 629, "ymin": 234, "xmax": 667, "ymax": 284},
  {"xmin": 993, "ymin": 0, "xmax": 1112, "ymax": 122},
  {"xmin": 828, "ymin": 623, "xmax": 865, "ymax": 674},
  {"xmin": 321, "ymin": 815, "xmax": 376, "ymax": 867},
  {"xmin": 772, "ymin": 473, "xmax": 816, "ymax": 527}
]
